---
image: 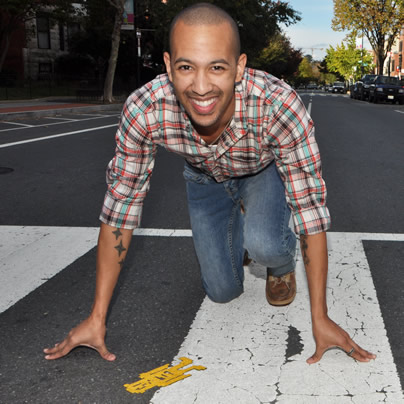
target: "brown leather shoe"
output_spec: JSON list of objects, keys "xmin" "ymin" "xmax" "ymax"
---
[{"xmin": 266, "ymin": 270, "xmax": 296, "ymax": 306}]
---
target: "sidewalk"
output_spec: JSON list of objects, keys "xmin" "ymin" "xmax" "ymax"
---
[{"xmin": 0, "ymin": 97, "xmax": 124, "ymax": 120}]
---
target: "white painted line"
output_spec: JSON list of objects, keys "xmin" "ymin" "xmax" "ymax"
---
[
  {"xmin": 0, "ymin": 114, "xmax": 118, "ymax": 133},
  {"xmin": 394, "ymin": 110, "xmax": 404, "ymax": 114},
  {"xmin": 0, "ymin": 226, "xmax": 403, "ymax": 402},
  {"xmin": 45, "ymin": 117, "xmax": 78, "ymax": 121},
  {"xmin": 0, "ymin": 226, "xmax": 99, "ymax": 313},
  {"xmin": 1, "ymin": 121, "xmax": 33, "ymax": 127},
  {"xmin": 133, "ymin": 228, "xmax": 192, "ymax": 237},
  {"xmin": 308, "ymin": 99, "xmax": 312, "ymax": 116},
  {"xmin": 151, "ymin": 232, "xmax": 404, "ymax": 403},
  {"xmin": 0, "ymin": 123, "xmax": 117, "ymax": 148}
]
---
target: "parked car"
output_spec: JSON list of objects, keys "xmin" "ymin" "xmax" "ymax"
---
[
  {"xmin": 331, "ymin": 81, "xmax": 346, "ymax": 93},
  {"xmin": 306, "ymin": 83, "xmax": 318, "ymax": 90},
  {"xmin": 353, "ymin": 74, "xmax": 377, "ymax": 100},
  {"xmin": 368, "ymin": 75, "xmax": 404, "ymax": 104}
]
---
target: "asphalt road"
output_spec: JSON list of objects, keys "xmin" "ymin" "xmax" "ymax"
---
[{"xmin": 0, "ymin": 92, "xmax": 403, "ymax": 403}]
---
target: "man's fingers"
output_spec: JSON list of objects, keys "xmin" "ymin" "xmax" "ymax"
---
[
  {"xmin": 307, "ymin": 343, "xmax": 376, "ymax": 365},
  {"xmin": 44, "ymin": 340, "xmax": 72, "ymax": 360},
  {"xmin": 44, "ymin": 339, "xmax": 116, "ymax": 361},
  {"xmin": 345, "ymin": 342, "xmax": 376, "ymax": 362},
  {"xmin": 97, "ymin": 345, "xmax": 116, "ymax": 361},
  {"xmin": 306, "ymin": 349, "xmax": 324, "ymax": 364}
]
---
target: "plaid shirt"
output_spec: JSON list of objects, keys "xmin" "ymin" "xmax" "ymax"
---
[{"xmin": 100, "ymin": 68, "xmax": 330, "ymax": 235}]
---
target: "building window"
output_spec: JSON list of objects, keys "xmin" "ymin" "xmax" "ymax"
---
[
  {"xmin": 38, "ymin": 63, "xmax": 52, "ymax": 80},
  {"xmin": 37, "ymin": 16, "xmax": 50, "ymax": 49},
  {"xmin": 399, "ymin": 41, "xmax": 403, "ymax": 53}
]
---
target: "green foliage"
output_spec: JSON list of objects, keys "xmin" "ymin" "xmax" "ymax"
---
[
  {"xmin": 332, "ymin": 0, "xmax": 404, "ymax": 73},
  {"xmin": 139, "ymin": 0, "xmax": 301, "ymax": 64},
  {"xmin": 325, "ymin": 34, "xmax": 374, "ymax": 81},
  {"xmin": 252, "ymin": 32, "xmax": 302, "ymax": 80}
]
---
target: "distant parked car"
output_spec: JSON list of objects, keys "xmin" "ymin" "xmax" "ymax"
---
[
  {"xmin": 353, "ymin": 74, "xmax": 377, "ymax": 100},
  {"xmin": 306, "ymin": 83, "xmax": 318, "ymax": 90},
  {"xmin": 331, "ymin": 81, "xmax": 346, "ymax": 93},
  {"xmin": 368, "ymin": 75, "xmax": 404, "ymax": 104}
]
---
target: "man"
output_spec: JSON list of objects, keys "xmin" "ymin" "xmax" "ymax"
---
[{"xmin": 44, "ymin": 3, "xmax": 375, "ymax": 364}]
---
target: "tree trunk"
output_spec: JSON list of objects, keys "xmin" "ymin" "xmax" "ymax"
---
[
  {"xmin": 103, "ymin": 1, "xmax": 124, "ymax": 103},
  {"xmin": 0, "ymin": 32, "xmax": 11, "ymax": 74},
  {"xmin": 377, "ymin": 50, "xmax": 385, "ymax": 75}
]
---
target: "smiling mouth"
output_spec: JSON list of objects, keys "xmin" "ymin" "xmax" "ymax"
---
[{"xmin": 190, "ymin": 97, "xmax": 218, "ymax": 114}]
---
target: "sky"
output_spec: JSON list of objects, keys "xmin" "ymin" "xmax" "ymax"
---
[{"xmin": 281, "ymin": 0, "xmax": 351, "ymax": 60}]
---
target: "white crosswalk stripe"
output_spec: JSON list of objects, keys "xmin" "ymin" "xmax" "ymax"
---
[{"xmin": 1, "ymin": 226, "xmax": 403, "ymax": 402}]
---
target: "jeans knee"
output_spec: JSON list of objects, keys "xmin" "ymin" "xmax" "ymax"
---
[
  {"xmin": 245, "ymin": 232, "xmax": 296, "ymax": 268},
  {"xmin": 203, "ymin": 277, "xmax": 243, "ymax": 303},
  {"xmin": 206, "ymin": 287, "xmax": 243, "ymax": 303}
]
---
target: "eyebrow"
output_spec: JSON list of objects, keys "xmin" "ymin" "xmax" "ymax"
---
[{"xmin": 174, "ymin": 57, "xmax": 231, "ymax": 66}]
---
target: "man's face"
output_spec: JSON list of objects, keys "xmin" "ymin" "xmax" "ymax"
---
[{"xmin": 164, "ymin": 21, "xmax": 246, "ymax": 138}]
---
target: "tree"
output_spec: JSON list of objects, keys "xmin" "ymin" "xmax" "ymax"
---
[
  {"xmin": 252, "ymin": 32, "xmax": 302, "ymax": 81},
  {"xmin": 332, "ymin": 0, "xmax": 404, "ymax": 74},
  {"xmin": 69, "ymin": 0, "xmax": 302, "ymax": 101},
  {"xmin": 295, "ymin": 56, "xmax": 316, "ymax": 86},
  {"xmin": 102, "ymin": 0, "xmax": 125, "ymax": 103},
  {"xmin": 325, "ymin": 33, "xmax": 375, "ymax": 82},
  {"xmin": 144, "ymin": 0, "xmax": 301, "ymax": 67}
]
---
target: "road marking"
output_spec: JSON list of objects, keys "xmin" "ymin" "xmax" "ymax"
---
[
  {"xmin": 1, "ymin": 226, "xmax": 403, "ymax": 402},
  {"xmin": 0, "ymin": 114, "xmax": 118, "ymax": 133},
  {"xmin": 124, "ymin": 357, "xmax": 206, "ymax": 394},
  {"xmin": 1, "ymin": 121, "xmax": 33, "ymax": 127},
  {"xmin": 45, "ymin": 117, "xmax": 78, "ymax": 121},
  {"xmin": 395, "ymin": 110, "xmax": 404, "ymax": 114},
  {"xmin": 308, "ymin": 98, "xmax": 312, "ymax": 115},
  {"xmin": 0, "ymin": 226, "xmax": 99, "ymax": 313},
  {"xmin": 0, "ymin": 123, "xmax": 118, "ymax": 148},
  {"xmin": 151, "ymin": 232, "xmax": 404, "ymax": 403}
]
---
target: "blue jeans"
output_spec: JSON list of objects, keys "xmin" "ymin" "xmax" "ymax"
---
[{"xmin": 184, "ymin": 161, "xmax": 296, "ymax": 303}]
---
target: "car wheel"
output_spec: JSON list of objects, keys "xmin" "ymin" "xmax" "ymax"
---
[
  {"xmin": 360, "ymin": 92, "xmax": 365, "ymax": 101},
  {"xmin": 374, "ymin": 94, "xmax": 378, "ymax": 104}
]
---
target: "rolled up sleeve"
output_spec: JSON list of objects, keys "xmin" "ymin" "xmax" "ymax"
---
[
  {"xmin": 99, "ymin": 101, "xmax": 157, "ymax": 229},
  {"xmin": 268, "ymin": 90, "xmax": 331, "ymax": 235}
]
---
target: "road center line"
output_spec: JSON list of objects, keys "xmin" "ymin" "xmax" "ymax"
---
[
  {"xmin": 308, "ymin": 98, "xmax": 312, "ymax": 116},
  {"xmin": 0, "ymin": 123, "xmax": 118, "ymax": 149}
]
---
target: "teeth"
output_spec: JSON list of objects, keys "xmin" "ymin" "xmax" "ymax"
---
[{"xmin": 193, "ymin": 98, "xmax": 216, "ymax": 107}]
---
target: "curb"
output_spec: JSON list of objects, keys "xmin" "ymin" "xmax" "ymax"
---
[{"xmin": 0, "ymin": 103, "xmax": 123, "ymax": 120}]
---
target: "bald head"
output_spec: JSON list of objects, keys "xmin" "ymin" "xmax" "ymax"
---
[{"xmin": 169, "ymin": 3, "xmax": 241, "ymax": 59}]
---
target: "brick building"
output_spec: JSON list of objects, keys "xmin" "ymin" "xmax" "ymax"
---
[{"xmin": 383, "ymin": 26, "xmax": 404, "ymax": 78}]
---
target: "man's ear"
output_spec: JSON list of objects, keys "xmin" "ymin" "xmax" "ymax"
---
[
  {"xmin": 163, "ymin": 52, "xmax": 172, "ymax": 81},
  {"xmin": 235, "ymin": 53, "xmax": 247, "ymax": 82}
]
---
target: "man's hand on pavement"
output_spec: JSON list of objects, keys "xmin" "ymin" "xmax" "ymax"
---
[
  {"xmin": 43, "ymin": 317, "xmax": 116, "ymax": 361},
  {"xmin": 307, "ymin": 316, "xmax": 376, "ymax": 364}
]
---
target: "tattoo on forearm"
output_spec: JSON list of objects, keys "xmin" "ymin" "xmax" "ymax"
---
[
  {"xmin": 112, "ymin": 228, "xmax": 127, "ymax": 267},
  {"xmin": 112, "ymin": 228, "xmax": 122, "ymax": 240},
  {"xmin": 300, "ymin": 235, "xmax": 310, "ymax": 266},
  {"xmin": 114, "ymin": 240, "xmax": 127, "ymax": 256}
]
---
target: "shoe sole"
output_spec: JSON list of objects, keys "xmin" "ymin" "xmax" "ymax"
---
[{"xmin": 266, "ymin": 290, "xmax": 296, "ymax": 306}]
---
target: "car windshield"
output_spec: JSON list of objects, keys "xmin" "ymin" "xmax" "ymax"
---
[{"xmin": 377, "ymin": 76, "xmax": 399, "ymax": 84}]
